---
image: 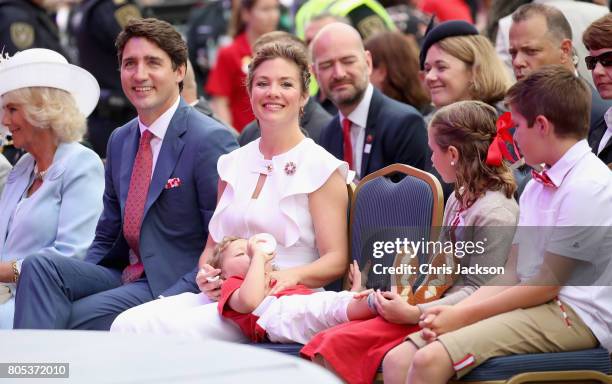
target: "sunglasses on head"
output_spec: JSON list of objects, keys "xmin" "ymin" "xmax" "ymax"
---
[{"xmin": 585, "ymin": 51, "xmax": 612, "ymax": 70}]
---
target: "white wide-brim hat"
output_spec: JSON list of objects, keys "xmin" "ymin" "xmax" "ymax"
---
[{"xmin": 0, "ymin": 48, "xmax": 100, "ymax": 119}]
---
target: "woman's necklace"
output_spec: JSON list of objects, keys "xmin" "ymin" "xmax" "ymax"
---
[{"xmin": 34, "ymin": 167, "xmax": 49, "ymax": 180}]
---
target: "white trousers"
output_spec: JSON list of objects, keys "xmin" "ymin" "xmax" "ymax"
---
[
  {"xmin": 257, "ymin": 290, "xmax": 355, "ymax": 344},
  {"xmin": 110, "ymin": 292, "xmax": 247, "ymax": 342}
]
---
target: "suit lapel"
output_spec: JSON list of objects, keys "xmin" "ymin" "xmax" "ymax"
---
[
  {"xmin": 330, "ymin": 117, "xmax": 343, "ymax": 159},
  {"xmin": 143, "ymin": 101, "xmax": 188, "ymax": 217},
  {"xmin": 119, "ymin": 121, "xmax": 140, "ymax": 215},
  {"xmin": 599, "ymin": 134, "xmax": 612, "ymax": 159},
  {"xmin": 589, "ymin": 120, "xmax": 606, "ymax": 154},
  {"xmin": 361, "ymin": 89, "xmax": 382, "ymax": 177},
  {"xmin": 0, "ymin": 159, "xmax": 33, "ymax": 246}
]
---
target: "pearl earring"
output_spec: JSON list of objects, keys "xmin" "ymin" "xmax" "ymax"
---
[{"xmin": 450, "ymin": 161, "xmax": 455, "ymax": 166}]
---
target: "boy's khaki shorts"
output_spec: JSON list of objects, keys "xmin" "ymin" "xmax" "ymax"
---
[{"xmin": 408, "ymin": 300, "xmax": 598, "ymax": 378}]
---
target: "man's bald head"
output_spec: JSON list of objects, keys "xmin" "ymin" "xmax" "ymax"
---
[
  {"xmin": 310, "ymin": 22, "xmax": 372, "ymax": 115},
  {"xmin": 311, "ymin": 22, "xmax": 365, "ymax": 58}
]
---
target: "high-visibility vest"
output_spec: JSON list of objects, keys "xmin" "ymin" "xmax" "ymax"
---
[{"xmin": 295, "ymin": 0, "xmax": 395, "ymax": 40}]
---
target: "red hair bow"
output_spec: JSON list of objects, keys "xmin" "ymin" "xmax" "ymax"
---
[{"xmin": 486, "ymin": 112, "xmax": 520, "ymax": 167}]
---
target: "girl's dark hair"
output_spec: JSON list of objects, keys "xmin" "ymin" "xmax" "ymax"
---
[{"xmin": 430, "ymin": 100, "xmax": 517, "ymax": 207}]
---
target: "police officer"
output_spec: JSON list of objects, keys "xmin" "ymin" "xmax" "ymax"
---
[
  {"xmin": 70, "ymin": 0, "xmax": 141, "ymax": 158},
  {"xmin": 185, "ymin": 0, "xmax": 233, "ymax": 97},
  {"xmin": 0, "ymin": 0, "xmax": 68, "ymax": 56},
  {"xmin": 295, "ymin": 0, "xmax": 396, "ymax": 41}
]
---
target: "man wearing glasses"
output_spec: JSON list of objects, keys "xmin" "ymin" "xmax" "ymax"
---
[{"xmin": 584, "ymin": 13, "xmax": 612, "ymax": 166}]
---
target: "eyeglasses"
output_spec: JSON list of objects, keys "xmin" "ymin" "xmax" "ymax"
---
[{"xmin": 585, "ymin": 51, "xmax": 612, "ymax": 70}]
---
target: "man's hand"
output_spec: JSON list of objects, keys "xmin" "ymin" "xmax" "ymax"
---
[
  {"xmin": 373, "ymin": 290, "xmax": 421, "ymax": 324},
  {"xmin": 196, "ymin": 264, "xmax": 223, "ymax": 301}
]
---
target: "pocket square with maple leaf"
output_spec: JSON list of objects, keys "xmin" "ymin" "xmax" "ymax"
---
[{"xmin": 164, "ymin": 177, "xmax": 182, "ymax": 189}]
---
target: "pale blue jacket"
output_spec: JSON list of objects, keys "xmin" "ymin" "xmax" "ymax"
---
[{"xmin": 0, "ymin": 142, "xmax": 104, "ymax": 328}]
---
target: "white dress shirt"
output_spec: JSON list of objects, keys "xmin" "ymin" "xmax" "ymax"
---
[
  {"xmin": 137, "ymin": 96, "xmax": 180, "ymax": 175},
  {"xmin": 338, "ymin": 83, "xmax": 374, "ymax": 179},
  {"xmin": 515, "ymin": 140, "xmax": 612, "ymax": 351},
  {"xmin": 598, "ymin": 107, "xmax": 612, "ymax": 155}
]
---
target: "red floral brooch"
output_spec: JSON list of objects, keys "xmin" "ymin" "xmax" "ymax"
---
[{"xmin": 284, "ymin": 161, "xmax": 296, "ymax": 175}]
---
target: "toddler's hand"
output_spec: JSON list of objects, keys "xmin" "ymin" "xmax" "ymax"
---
[
  {"xmin": 247, "ymin": 234, "xmax": 276, "ymax": 263},
  {"xmin": 348, "ymin": 260, "xmax": 362, "ymax": 291}
]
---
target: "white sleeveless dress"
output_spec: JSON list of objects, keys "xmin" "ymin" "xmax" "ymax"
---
[{"xmin": 111, "ymin": 138, "xmax": 350, "ymax": 339}]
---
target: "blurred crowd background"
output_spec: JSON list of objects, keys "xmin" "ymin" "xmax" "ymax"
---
[{"xmin": 1, "ymin": 0, "xmax": 611, "ymax": 162}]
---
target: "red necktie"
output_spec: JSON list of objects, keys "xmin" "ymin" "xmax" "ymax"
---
[
  {"xmin": 122, "ymin": 130, "xmax": 154, "ymax": 283},
  {"xmin": 342, "ymin": 118, "xmax": 353, "ymax": 170},
  {"xmin": 531, "ymin": 169, "xmax": 556, "ymax": 188}
]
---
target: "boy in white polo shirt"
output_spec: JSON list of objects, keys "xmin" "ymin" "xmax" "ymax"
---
[{"xmin": 382, "ymin": 65, "xmax": 612, "ymax": 384}]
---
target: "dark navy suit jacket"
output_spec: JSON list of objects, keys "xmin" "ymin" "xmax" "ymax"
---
[
  {"xmin": 319, "ymin": 88, "xmax": 428, "ymax": 178},
  {"xmin": 588, "ymin": 84, "xmax": 612, "ymax": 165},
  {"xmin": 85, "ymin": 99, "xmax": 238, "ymax": 297}
]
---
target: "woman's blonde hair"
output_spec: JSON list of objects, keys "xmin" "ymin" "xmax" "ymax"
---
[
  {"xmin": 3, "ymin": 87, "xmax": 86, "ymax": 143},
  {"xmin": 430, "ymin": 100, "xmax": 516, "ymax": 207},
  {"xmin": 437, "ymin": 35, "xmax": 511, "ymax": 105}
]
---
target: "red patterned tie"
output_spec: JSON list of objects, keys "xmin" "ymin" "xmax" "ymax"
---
[
  {"xmin": 342, "ymin": 117, "xmax": 354, "ymax": 170},
  {"xmin": 122, "ymin": 130, "xmax": 154, "ymax": 283},
  {"xmin": 531, "ymin": 169, "xmax": 556, "ymax": 188}
]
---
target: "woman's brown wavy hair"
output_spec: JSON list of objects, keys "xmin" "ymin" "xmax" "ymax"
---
[{"xmin": 365, "ymin": 31, "xmax": 430, "ymax": 111}]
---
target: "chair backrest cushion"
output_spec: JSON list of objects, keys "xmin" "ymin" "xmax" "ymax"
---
[{"xmin": 352, "ymin": 174, "xmax": 434, "ymax": 290}]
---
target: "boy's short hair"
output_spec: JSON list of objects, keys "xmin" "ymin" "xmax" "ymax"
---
[
  {"xmin": 583, "ymin": 13, "xmax": 612, "ymax": 51},
  {"xmin": 505, "ymin": 65, "xmax": 591, "ymax": 140},
  {"xmin": 209, "ymin": 236, "xmax": 241, "ymax": 270}
]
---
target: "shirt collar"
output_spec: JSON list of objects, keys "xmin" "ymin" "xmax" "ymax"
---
[
  {"xmin": 605, "ymin": 106, "xmax": 612, "ymax": 132},
  {"xmin": 546, "ymin": 139, "xmax": 591, "ymax": 187},
  {"xmin": 138, "ymin": 96, "xmax": 180, "ymax": 140},
  {"xmin": 338, "ymin": 83, "xmax": 374, "ymax": 128}
]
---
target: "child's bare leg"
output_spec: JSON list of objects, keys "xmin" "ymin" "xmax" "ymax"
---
[
  {"xmin": 382, "ymin": 341, "xmax": 418, "ymax": 384},
  {"xmin": 407, "ymin": 341, "xmax": 454, "ymax": 384}
]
